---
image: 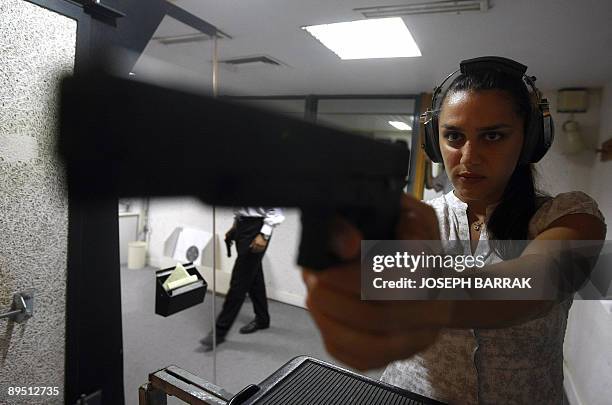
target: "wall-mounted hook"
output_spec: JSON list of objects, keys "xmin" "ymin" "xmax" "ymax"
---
[{"xmin": 0, "ymin": 291, "xmax": 34, "ymax": 324}]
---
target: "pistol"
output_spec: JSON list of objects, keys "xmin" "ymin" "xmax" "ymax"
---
[
  {"xmin": 58, "ymin": 74, "xmax": 410, "ymax": 270},
  {"xmin": 225, "ymin": 229, "xmax": 235, "ymax": 258}
]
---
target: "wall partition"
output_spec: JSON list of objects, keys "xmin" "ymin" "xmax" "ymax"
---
[{"xmin": 0, "ymin": 2, "xmax": 77, "ymax": 403}]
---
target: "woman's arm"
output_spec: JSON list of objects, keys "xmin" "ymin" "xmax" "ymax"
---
[{"xmin": 448, "ymin": 212, "xmax": 606, "ymax": 328}]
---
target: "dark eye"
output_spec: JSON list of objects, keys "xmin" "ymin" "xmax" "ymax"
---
[
  {"xmin": 443, "ymin": 132, "xmax": 464, "ymax": 143},
  {"xmin": 483, "ymin": 132, "xmax": 504, "ymax": 141}
]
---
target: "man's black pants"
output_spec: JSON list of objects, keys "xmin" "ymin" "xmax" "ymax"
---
[{"xmin": 215, "ymin": 217, "xmax": 270, "ymax": 337}]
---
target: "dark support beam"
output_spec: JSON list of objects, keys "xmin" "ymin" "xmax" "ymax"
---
[
  {"xmin": 165, "ymin": 2, "xmax": 230, "ymax": 38},
  {"xmin": 82, "ymin": 1, "xmax": 125, "ymax": 22}
]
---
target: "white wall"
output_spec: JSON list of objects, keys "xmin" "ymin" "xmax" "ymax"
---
[
  {"xmin": 536, "ymin": 89, "xmax": 602, "ymax": 195},
  {"xmin": 562, "ymin": 81, "xmax": 612, "ymax": 405},
  {"xmin": 588, "ymin": 82, "xmax": 612, "ymax": 240}
]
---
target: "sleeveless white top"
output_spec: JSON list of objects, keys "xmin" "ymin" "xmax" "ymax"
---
[{"xmin": 380, "ymin": 190, "xmax": 605, "ymax": 404}]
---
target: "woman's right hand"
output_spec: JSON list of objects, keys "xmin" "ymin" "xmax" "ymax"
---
[{"xmin": 302, "ymin": 194, "xmax": 452, "ymax": 370}]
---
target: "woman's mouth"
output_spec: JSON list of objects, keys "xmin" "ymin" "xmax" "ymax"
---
[{"xmin": 457, "ymin": 172, "xmax": 486, "ymax": 184}]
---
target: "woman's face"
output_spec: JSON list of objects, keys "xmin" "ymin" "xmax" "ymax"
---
[{"xmin": 438, "ymin": 89, "xmax": 525, "ymax": 205}]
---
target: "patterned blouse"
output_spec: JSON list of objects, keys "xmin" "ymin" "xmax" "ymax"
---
[{"xmin": 380, "ymin": 190, "xmax": 606, "ymax": 404}]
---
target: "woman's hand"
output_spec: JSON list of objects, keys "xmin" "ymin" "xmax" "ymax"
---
[{"xmin": 303, "ymin": 194, "xmax": 451, "ymax": 370}]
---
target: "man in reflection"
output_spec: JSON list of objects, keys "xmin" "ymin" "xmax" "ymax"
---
[{"xmin": 201, "ymin": 207, "xmax": 285, "ymax": 350}]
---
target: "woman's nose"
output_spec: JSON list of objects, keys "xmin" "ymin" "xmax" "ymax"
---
[{"xmin": 459, "ymin": 141, "xmax": 483, "ymax": 166}]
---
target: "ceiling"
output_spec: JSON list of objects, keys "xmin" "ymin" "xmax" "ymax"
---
[{"xmin": 133, "ymin": 0, "xmax": 612, "ymax": 96}]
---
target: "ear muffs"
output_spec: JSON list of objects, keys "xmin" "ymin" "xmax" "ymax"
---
[
  {"xmin": 518, "ymin": 98, "xmax": 554, "ymax": 164},
  {"xmin": 421, "ymin": 56, "xmax": 554, "ymax": 165},
  {"xmin": 422, "ymin": 110, "xmax": 443, "ymax": 163}
]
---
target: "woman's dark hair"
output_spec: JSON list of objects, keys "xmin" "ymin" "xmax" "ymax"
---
[{"xmin": 441, "ymin": 70, "xmax": 548, "ymax": 259}]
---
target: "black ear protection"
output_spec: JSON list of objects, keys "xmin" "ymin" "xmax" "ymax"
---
[{"xmin": 420, "ymin": 56, "xmax": 554, "ymax": 164}]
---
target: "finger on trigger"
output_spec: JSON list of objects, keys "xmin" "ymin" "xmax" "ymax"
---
[{"xmin": 330, "ymin": 217, "xmax": 362, "ymax": 260}]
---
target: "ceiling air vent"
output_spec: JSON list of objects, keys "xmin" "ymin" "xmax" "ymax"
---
[
  {"xmin": 355, "ymin": 0, "xmax": 489, "ymax": 18},
  {"xmin": 153, "ymin": 30, "xmax": 231, "ymax": 45},
  {"xmin": 221, "ymin": 55, "xmax": 286, "ymax": 67}
]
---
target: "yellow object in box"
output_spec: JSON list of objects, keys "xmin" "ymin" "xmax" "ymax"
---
[{"xmin": 162, "ymin": 263, "xmax": 197, "ymax": 291}]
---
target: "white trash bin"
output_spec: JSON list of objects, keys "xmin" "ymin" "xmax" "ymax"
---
[{"xmin": 127, "ymin": 241, "xmax": 147, "ymax": 269}]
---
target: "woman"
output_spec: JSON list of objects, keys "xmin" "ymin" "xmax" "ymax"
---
[{"xmin": 302, "ymin": 58, "xmax": 606, "ymax": 404}]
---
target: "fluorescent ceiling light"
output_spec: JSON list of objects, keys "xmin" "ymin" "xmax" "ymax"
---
[
  {"xmin": 389, "ymin": 121, "xmax": 412, "ymax": 131},
  {"xmin": 355, "ymin": 0, "xmax": 489, "ymax": 18},
  {"xmin": 302, "ymin": 18, "xmax": 421, "ymax": 60}
]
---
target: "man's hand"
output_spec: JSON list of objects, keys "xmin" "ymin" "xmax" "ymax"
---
[
  {"xmin": 250, "ymin": 234, "xmax": 268, "ymax": 253},
  {"xmin": 225, "ymin": 226, "xmax": 235, "ymax": 241}
]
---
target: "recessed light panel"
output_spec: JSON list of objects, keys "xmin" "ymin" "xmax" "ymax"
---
[
  {"xmin": 389, "ymin": 121, "xmax": 412, "ymax": 131},
  {"xmin": 303, "ymin": 17, "xmax": 421, "ymax": 60}
]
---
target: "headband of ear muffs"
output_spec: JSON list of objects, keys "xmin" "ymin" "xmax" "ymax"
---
[{"xmin": 420, "ymin": 56, "xmax": 554, "ymax": 164}]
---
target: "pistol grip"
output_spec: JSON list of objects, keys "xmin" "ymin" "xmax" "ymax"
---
[{"xmin": 297, "ymin": 204, "xmax": 399, "ymax": 270}]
